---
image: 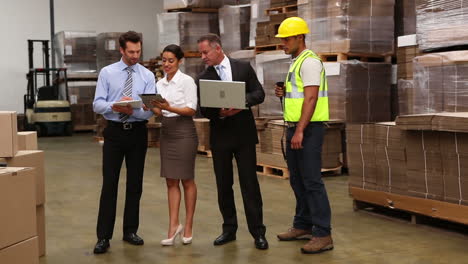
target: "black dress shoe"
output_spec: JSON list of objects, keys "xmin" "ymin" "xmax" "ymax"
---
[
  {"xmin": 255, "ymin": 235, "xmax": 269, "ymax": 250},
  {"xmin": 93, "ymin": 239, "xmax": 110, "ymax": 254},
  {"xmin": 213, "ymin": 232, "xmax": 236, "ymax": 246},
  {"xmin": 123, "ymin": 233, "xmax": 144, "ymax": 245}
]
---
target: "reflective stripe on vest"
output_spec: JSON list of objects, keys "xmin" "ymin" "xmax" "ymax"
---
[{"xmin": 284, "ymin": 49, "xmax": 329, "ymax": 122}]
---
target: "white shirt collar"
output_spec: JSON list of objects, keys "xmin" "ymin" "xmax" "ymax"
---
[
  {"xmin": 118, "ymin": 58, "xmax": 138, "ymax": 72},
  {"xmin": 216, "ymin": 55, "xmax": 230, "ymax": 69},
  {"xmin": 161, "ymin": 69, "xmax": 182, "ymax": 85}
]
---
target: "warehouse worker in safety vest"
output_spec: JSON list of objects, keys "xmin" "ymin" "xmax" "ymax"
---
[{"xmin": 274, "ymin": 17, "xmax": 333, "ymax": 254}]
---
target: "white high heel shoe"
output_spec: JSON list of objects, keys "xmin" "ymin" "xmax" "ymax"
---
[
  {"xmin": 161, "ymin": 224, "xmax": 183, "ymax": 246},
  {"xmin": 182, "ymin": 233, "xmax": 193, "ymax": 245}
]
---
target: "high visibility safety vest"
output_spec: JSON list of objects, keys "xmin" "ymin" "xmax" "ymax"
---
[{"xmin": 284, "ymin": 49, "xmax": 329, "ymax": 122}]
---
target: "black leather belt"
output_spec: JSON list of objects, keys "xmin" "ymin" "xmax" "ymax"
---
[{"xmin": 108, "ymin": 120, "xmax": 147, "ymax": 130}]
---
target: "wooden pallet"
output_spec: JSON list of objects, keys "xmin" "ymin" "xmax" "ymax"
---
[
  {"xmin": 167, "ymin": 7, "xmax": 218, "ymax": 13},
  {"xmin": 318, "ymin": 52, "xmax": 393, "ymax": 63},
  {"xmin": 255, "ymin": 44, "xmax": 283, "ymax": 53},
  {"xmin": 265, "ymin": 4, "xmax": 298, "ymax": 15},
  {"xmin": 73, "ymin": 125, "xmax": 95, "ymax": 132},
  {"xmin": 184, "ymin": 51, "xmax": 202, "ymax": 58},
  {"xmin": 350, "ymin": 187, "xmax": 468, "ymax": 226},
  {"xmin": 257, "ymin": 163, "xmax": 289, "ymax": 179}
]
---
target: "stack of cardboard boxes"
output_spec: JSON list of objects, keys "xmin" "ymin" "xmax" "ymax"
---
[
  {"xmin": 147, "ymin": 117, "xmax": 162, "ymax": 148},
  {"xmin": 412, "ymin": 51, "xmax": 468, "ymax": 114},
  {"xmin": 257, "ymin": 120, "xmax": 343, "ymax": 171},
  {"xmin": 255, "ymin": 0, "xmax": 297, "ymax": 47},
  {"xmin": 157, "ymin": 4, "xmax": 219, "ymax": 80},
  {"xmin": 0, "ymin": 112, "xmax": 45, "ymax": 263},
  {"xmin": 326, "ymin": 61, "xmax": 392, "ymax": 123},
  {"xmin": 249, "ymin": 0, "xmax": 271, "ymax": 47},
  {"xmin": 397, "ymin": 1, "xmax": 468, "ymax": 117},
  {"xmin": 194, "ymin": 118, "xmax": 211, "ymax": 152},
  {"xmin": 299, "ymin": 0, "xmax": 394, "ymax": 54},
  {"xmin": 416, "ymin": 0, "xmax": 468, "ymax": 51},
  {"xmin": 348, "ymin": 112, "xmax": 468, "ymax": 206},
  {"xmin": 54, "ymin": 31, "xmax": 97, "ymax": 74}
]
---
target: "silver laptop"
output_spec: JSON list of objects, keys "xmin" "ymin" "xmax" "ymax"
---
[{"xmin": 199, "ymin": 79, "xmax": 247, "ymax": 109}]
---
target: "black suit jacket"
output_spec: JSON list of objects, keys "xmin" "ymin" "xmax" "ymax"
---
[{"xmin": 196, "ymin": 58, "xmax": 265, "ymax": 148}]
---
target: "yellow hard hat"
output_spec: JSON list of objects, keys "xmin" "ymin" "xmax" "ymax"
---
[{"xmin": 275, "ymin": 17, "xmax": 310, "ymax": 38}]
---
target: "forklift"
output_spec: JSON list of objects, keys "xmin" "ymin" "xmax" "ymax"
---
[{"xmin": 24, "ymin": 39, "xmax": 73, "ymax": 136}]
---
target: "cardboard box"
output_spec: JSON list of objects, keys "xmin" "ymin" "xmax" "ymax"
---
[
  {"xmin": 327, "ymin": 62, "xmax": 392, "ymax": 123},
  {"xmin": 36, "ymin": 205, "xmax": 45, "ymax": 257},
  {"xmin": 0, "ymin": 237, "xmax": 39, "ymax": 264},
  {"xmin": 0, "ymin": 111, "xmax": 18, "ymax": 158},
  {"xmin": 0, "ymin": 167, "xmax": 37, "ymax": 249},
  {"xmin": 6, "ymin": 151, "xmax": 45, "ymax": 205},
  {"xmin": 17, "ymin": 132, "xmax": 38, "ymax": 151},
  {"xmin": 194, "ymin": 118, "xmax": 211, "ymax": 151}
]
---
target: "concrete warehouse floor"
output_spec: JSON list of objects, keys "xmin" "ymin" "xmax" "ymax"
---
[{"xmin": 38, "ymin": 134, "xmax": 468, "ymax": 264}]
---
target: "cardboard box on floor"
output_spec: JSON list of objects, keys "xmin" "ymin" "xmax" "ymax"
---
[
  {"xmin": 36, "ymin": 205, "xmax": 45, "ymax": 257},
  {"xmin": 0, "ymin": 167, "xmax": 37, "ymax": 250},
  {"xmin": 0, "ymin": 237, "xmax": 39, "ymax": 264},
  {"xmin": 6, "ymin": 151, "xmax": 45, "ymax": 205},
  {"xmin": 17, "ymin": 132, "xmax": 38, "ymax": 151},
  {"xmin": 0, "ymin": 111, "xmax": 18, "ymax": 157}
]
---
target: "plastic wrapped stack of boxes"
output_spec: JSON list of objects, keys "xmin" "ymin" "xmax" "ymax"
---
[
  {"xmin": 54, "ymin": 31, "xmax": 97, "ymax": 75},
  {"xmin": 299, "ymin": 0, "xmax": 394, "ymax": 54},
  {"xmin": 397, "ymin": 1, "xmax": 468, "ymax": 116},
  {"xmin": 347, "ymin": 0, "xmax": 468, "ymax": 225},
  {"xmin": 54, "ymin": 31, "xmax": 97, "ymax": 131},
  {"xmin": 157, "ymin": 11, "xmax": 218, "ymax": 79},
  {"xmin": 297, "ymin": 0, "xmax": 394, "ymax": 123},
  {"xmin": 219, "ymin": 4, "xmax": 251, "ymax": 54},
  {"xmin": 0, "ymin": 112, "xmax": 46, "ymax": 263},
  {"xmin": 395, "ymin": 0, "xmax": 419, "ymax": 116}
]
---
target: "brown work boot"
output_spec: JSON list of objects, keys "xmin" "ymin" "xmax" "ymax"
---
[
  {"xmin": 277, "ymin": 228, "xmax": 313, "ymax": 241},
  {"xmin": 301, "ymin": 235, "xmax": 334, "ymax": 254}
]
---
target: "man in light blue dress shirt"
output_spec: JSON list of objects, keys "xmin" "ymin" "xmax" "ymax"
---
[{"xmin": 92, "ymin": 31, "xmax": 155, "ymax": 254}]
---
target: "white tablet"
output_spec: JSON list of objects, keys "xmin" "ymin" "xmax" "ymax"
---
[{"xmin": 112, "ymin": 100, "xmax": 142, "ymax": 108}]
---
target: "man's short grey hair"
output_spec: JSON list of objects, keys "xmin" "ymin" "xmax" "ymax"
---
[{"xmin": 197, "ymin": 34, "xmax": 222, "ymax": 48}]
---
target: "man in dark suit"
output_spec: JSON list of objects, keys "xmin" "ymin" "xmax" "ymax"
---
[{"xmin": 196, "ymin": 34, "xmax": 268, "ymax": 250}]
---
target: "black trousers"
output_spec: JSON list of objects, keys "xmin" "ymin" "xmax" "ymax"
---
[
  {"xmin": 211, "ymin": 143, "xmax": 266, "ymax": 238},
  {"xmin": 96, "ymin": 122, "xmax": 148, "ymax": 239}
]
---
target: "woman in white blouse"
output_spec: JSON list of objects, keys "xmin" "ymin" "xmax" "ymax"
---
[{"xmin": 150, "ymin": 44, "xmax": 198, "ymax": 246}]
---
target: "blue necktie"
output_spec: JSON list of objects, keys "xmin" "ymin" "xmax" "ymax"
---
[{"xmin": 216, "ymin": 65, "xmax": 227, "ymax": 81}]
